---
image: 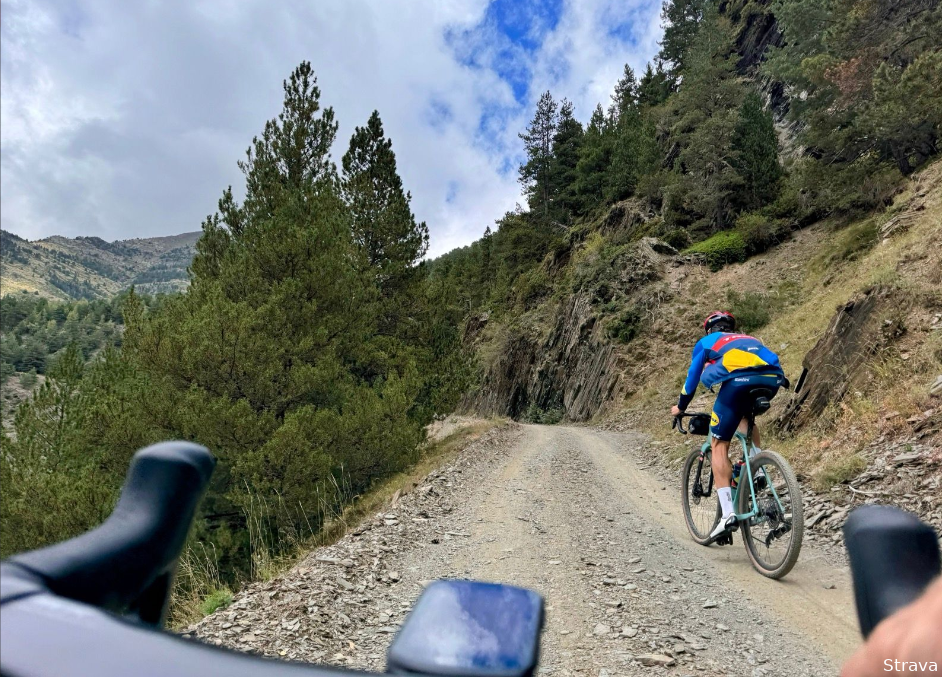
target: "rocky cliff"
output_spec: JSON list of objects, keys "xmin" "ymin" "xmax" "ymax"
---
[
  {"xmin": 464, "ymin": 235, "xmax": 678, "ymax": 422},
  {"xmin": 465, "ymin": 294, "xmax": 625, "ymax": 421}
]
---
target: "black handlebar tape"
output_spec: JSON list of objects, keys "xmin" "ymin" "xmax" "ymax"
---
[
  {"xmin": 8, "ymin": 442, "xmax": 215, "ymax": 626},
  {"xmin": 843, "ymin": 505, "xmax": 941, "ymax": 638}
]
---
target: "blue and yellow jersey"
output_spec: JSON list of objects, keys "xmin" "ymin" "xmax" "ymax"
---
[{"xmin": 677, "ymin": 333, "xmax": 784, "ymax": 410}]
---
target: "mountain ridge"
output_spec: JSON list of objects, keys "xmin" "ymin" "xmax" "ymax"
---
[{"xmin": 0, "ymin": 228, "xmax": 200, "ymax": 300}]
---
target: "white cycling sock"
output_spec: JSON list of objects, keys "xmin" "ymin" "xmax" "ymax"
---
[{"xmin": 718, "ymin": 487, "xmax": 734, "ymax": 519}]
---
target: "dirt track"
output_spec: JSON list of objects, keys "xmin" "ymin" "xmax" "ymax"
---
[{"xmin": 194, "ymin": 423, "xmax": 861, "ymax": 676}]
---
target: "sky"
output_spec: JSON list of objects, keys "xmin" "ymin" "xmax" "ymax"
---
[{"xmin": 1, "ymin": 0, "xmax": 663, "ymax": 257}]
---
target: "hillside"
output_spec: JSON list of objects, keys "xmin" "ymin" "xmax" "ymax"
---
[
  {"xmin": 459, "ymin": 159, "xmax": 941, "ymax": 529},
  {"xmin": 0, "ymin": 229, "xmax": 200, "ymax": 300}
]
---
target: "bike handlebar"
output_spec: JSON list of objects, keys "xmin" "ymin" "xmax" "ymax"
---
[
  {"xmin": 672, "ymin": 412, "xmax": 704, "ymax": 435},
  {"xmin": 843, "ymin": 505, "xmax": 941, "ymax": 637},
  {"xmin": 5, "ymin": 441, "xmax": 215, "ymax": 626},
  {"xmin": 2, "ymin": 440, "xmax": 941, "ymax": 677}
]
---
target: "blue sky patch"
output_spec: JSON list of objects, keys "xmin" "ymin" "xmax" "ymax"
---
[
  {"xmin": 445, "ymin": 180, "xmax": 459, "ymax": 204},
  {"xmin": 425, "ymin": 97, "xmax": 453, "ymax": 132},
  {"xmin": 58, "ymin": 1, "xmax": 87, "ymax": 39},
  {"xmin": 445, "ymin": 0, "xmax": 564, "ymax": 105}
]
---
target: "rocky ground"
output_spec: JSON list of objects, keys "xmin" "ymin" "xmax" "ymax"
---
[
  {"xmin": 607, "ymin": 421, "xmax": 941, "ymax": 567},
  {"xmin": 190, "ymin": 422, "xmax": 867, "ymax": 676}
]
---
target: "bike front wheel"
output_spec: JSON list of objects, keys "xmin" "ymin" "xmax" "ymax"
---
[
  {"xmin": 737, "ymin": 450, "xmax": 804, "ymax": 579},
  {"xmin": 682, "ymin": 447, "xmax": 720, "ymax": 545}
]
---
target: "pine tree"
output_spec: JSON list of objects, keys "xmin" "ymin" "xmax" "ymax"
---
[
  {"xmin": 479, "ymin": 226, "xmax": 494, "ymax": 295},
  {"xmin": 606, "ymin": 66, "xmax": 647, "ymax": 202},
  {"xmin": 341, "ymin": 110, "xmax": 429, "ymax": 306},
  {"xmin": 658, "ymin": 0, "xmax": 709, "ymax": 85},
  {"xmin": 639, "ymin": 62, "xmax": 672, "ymax": 108},
  {"xmin": 573, "ymin": 104, "xmax": 614, "ymax": 214},
  {"xmin": 663, "ymin": 7, "xmax": 747, "ymax": 232},
  {"xmin": 519, "ymin": 91, "xmax": 559, "ymax": 219},
  {"xmin": 733, "ymin": 92, "xmax": 782, "ymax": 210},
  {"xmin": 548, "ymin": 99, "xmax": 584, "ymax": 224},
  {"xmin": 609, "ymin": 64, "xmax": 640, "ymax": 122},
  {"xmin": 127, "ymin": 62, "xmax": 414, "ymax": 517}
]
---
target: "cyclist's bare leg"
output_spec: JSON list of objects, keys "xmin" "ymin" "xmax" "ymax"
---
[
  {"xmin": 736, "ymin": 418, "xmax": 762, "ymax": 447},
  {"xmin": 709, "ymin": 436, "xmax": 737, "ymax": 538},
  {"xmin": 710, "ymin": 437, "xmax": 733, "ymax": 488}
]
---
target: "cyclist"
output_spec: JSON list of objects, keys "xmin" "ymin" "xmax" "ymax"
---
[{"xmin": 670, "ymin": 311, "xmax": 787, "ymax": 542}]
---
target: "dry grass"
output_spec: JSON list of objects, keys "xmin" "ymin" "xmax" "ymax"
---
[
  {"xmin": 170, "ymin": 542, "xmax": 232, "ymax": 628},
  {"xmin": 607, "ymin": 160, "xmax": 942, "ymax": 491},
  {"xmin": 168, "ymin": 418, "xmax": 504, "ymax": 629},
  {"xmin": 312, "ymin": 419, "xmax": 503, "ymax": 549}
]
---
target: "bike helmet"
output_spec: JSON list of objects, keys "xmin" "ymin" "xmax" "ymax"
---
[{"xmin": 703, "ymin": 310, "xmax": 736, "ymax": 334}]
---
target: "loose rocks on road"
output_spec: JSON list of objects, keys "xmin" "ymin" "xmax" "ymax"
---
[{"xmin": 192, "ymin": 423, "xmax": 853, "ymax": 676}]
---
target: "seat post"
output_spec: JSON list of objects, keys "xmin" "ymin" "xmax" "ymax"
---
[{"xmin": 745, "ymin": 414, "xmax": 756, "ymax": 451}]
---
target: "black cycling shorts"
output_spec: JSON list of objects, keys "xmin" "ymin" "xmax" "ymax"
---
[{"xmin": 710, "ymin": 373, "xmax": 783, "ymax": 441}]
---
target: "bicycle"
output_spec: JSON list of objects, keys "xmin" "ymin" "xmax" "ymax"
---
[
  {"xmin": 2, "ymin": 441, "xmax": 939, "ymax": 676},
  {"xmin": 674, "ymin": 388, "xmax": 804, "ymax": 579}
]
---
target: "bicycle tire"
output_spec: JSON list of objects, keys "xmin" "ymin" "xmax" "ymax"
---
[
  {"xmin": 681, "ymin": 447, "xmax": 720, "ymax": 545},
  {"xmin": 737, "ymin": 450, "xmax": 804, "ymax": 579}
]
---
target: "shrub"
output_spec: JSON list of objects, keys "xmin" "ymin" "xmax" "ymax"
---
[
  {"xmin": 814, "ymin": 454, "xmax": 867, "ymax": 491},
  {"xmin": 726, "ymin": 291, "xmax": 773, "ymax": 333},
  {"xmin": 685, "ymin": 231, "xmax": 748, "ymax": 271},
  {"xmin": 662, "ymin": 228, "xmax": 691, "ymax": 251},
  {"xmin": 18, "ymin": 369, "xmax": 38, "ymax": 389},
  {"xmin": 813, "ymin": 217, "xmax": 880, "ymax": 273},
  {"xmin": 607, "ymin": 308, "xmax": 642, "ymax": 344},
  {"xmin": 790, "ymin": 157, "xmax": 902, "ymax": 219},
  {"xmin": 199, "ymin": 588, "xmax": 234, "ymax": 617},
  {"xmin": 736, "ymin": 212, "xmax": 786, "ymax": 254},
  {"xmin": 513, "ymin": 266, "xmax": 551, "ymax": 309},
  {"xmin": 524, "ymin": 402, "xmax": 564, "ymax": 424}
]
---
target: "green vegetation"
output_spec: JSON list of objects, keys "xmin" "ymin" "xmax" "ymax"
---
[
  {"xmin": 725, "ymin": 290, "xmax": 783, "ymax": 333},
  {"xmin": 813, "ymin": 453, "xmax": 868, "ymax": 492},
  {"xmin": 0, "ymin": 62, "xmax": 471, "ymax": 615},
  {"xmin": 813, "ymin": 217, "xmax": 882, "ymax": 272},
  {"xmin": 0, "ymin": 292, "xmax": 139, "ymax": 378},
  {"xmin": 199, "ymin": 588, "xmax": 234, "ymax": 617},
  {"xmin": 685, "ymin": 231, "xmax": 748, "ymax": 271},
  {"xmin": 432, "ymin": 0, "xmax": 939, "ymax": 319},
  {"xmin": 524, "ymin": 403, "xmax": 564, "ymax": 424},
  {"xmin": 607, "ymin": 308, "xmax": 643, "ymax": 344}
]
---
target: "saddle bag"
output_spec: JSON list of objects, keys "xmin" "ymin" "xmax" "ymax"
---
[{"xmin": 688, "ymin": 414, "xmax": 711, "ymax": 436}]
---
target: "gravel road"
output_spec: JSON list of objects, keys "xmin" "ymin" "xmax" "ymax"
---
[{"xmin": 192, "ymin": 423, "xmax": 861, "ymax": 676}]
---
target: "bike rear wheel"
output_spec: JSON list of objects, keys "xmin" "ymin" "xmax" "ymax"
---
[
  {"xmin": 682, "ymin": 448, "xmax": 720, "ymax": 545},
  {"xmin": 737, "ymin": 450, "xmax": 804, "ymax": 579}
]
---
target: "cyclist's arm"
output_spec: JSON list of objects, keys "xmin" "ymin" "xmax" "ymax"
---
[{"xmin": 677, "ymin": 340, "xmax": 706, "ymax": 412}]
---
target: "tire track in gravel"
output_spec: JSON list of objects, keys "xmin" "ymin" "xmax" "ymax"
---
[
  {"xmin": 193, "ymin": 423, "xmax": 861, "ymax": 677},
  {"xmin": 577, "ymin": 427, "xmax": 860, "ymax": 665},
  {"xmin": 434, "ymin": 425, "xmax": 855, "ymax": 676}
]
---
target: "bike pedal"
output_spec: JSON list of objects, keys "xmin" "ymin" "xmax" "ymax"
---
[{"xmin": 717, "ymin": 533, "xmax": 734, "ymax": 546}]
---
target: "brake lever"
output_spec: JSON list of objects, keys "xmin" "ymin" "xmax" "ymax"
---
[{"xmin": 672, "ymin": 416, "xmax": 687, "ymax": 434}]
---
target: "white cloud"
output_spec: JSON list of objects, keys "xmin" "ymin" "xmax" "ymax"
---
[{"xmin": 0, "ymin": 0, "xmax": 662, "ymax": 257}]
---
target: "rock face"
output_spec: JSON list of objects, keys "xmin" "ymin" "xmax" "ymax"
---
[
  {"xmin": 777, "ymin": 285, "xmax": 908, "ymax": 432},
  {"xmin": 734, "ymin": 3, "xmax": 783, "ymax": 73},
  {"xmin": 465, "ymin": 238, "xmax": 670, "ymax": 422},
  {"xmin": 466, "ymin": 294, "xmax": 625, "ymax": 422}
]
